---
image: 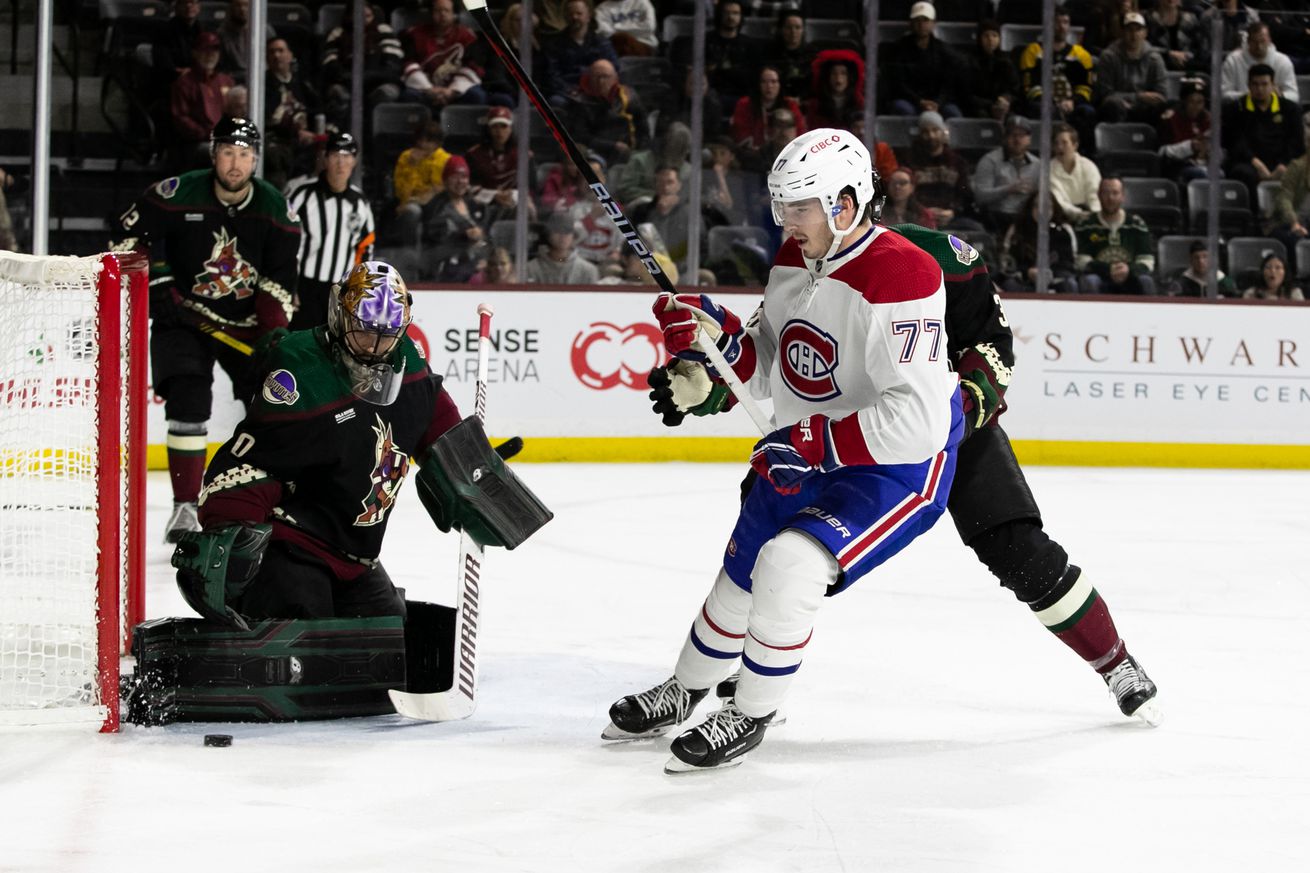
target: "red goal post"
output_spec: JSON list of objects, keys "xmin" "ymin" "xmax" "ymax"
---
[{"xmin": 0, "ymin": 251, "xmax": 148, "ymax": 732}]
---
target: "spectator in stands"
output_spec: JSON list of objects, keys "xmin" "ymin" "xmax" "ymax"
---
[
  {"xmin": 805, "ymin": 49, "xmax": 864, "ymax": 131},
  {"xmin": 392, "ymin": 120, "xmax": 452, "ymax": 245},
  {"xmin": 0, "ymin": 167, "xmax": 17, "ymax": 252},
  {"xmin": 154, "ymin": 0, "xmax": 205, "ymax": 86},
  {"xmin": 1222, "ymin": 64, "xmax": 1305, "ymax": 200},
  {"xmin": 1165, "ymin": 241, "xmax": 1236, "ymax": 297},
  {"xmin": 1019, "ymin": 6, "xmax": 1096, "ymax": 150},
  {"xmin": 603, "ymin": 239, "xmax": 679, "ymax": 286},
  {"xmin": 544, "ymin": 0, "xmax": 619, "ymax": 106},
  {"xmin": 702, "ymin": 136, "xmax": 752, "ymax": 226},
  {"xmin": 594, "ymin": 0, "xmax": 658, "ymax": 58},
  {"xmin": 631, "ymin": 165, "xmax": 697, "ymax": 271},
  {"xmin": 322, "ymin": 2, "xmax": 405, "ymax": 129},
  {"xmin": 425, "ymin": 155, "xmax": 492, "ymax": 281},
  {"xmin": 1049, "ymin": 122, "xmax": 1102, "ymax": 222},
  {"xmin": 216, "ymin": 0, "xmax": 275, "ymax": 84},
  {"xmin": 696, "ymin": 0, "xmax": 760, "ymax": 108},
  {"xmin": 1221, "ymin": 22, "xmax": 1299, "ymax": 104},
  {"xmin": 221, "ymin": 84, "xmax": 249, "ymax": 122},
  {"xmin": 561, "ymin": 58, "xmax": 648, "ymax": 165},
  {"xmin": 1082, "ymin": 0, "xmax": 1136, "ymax": 56},
  {"xmin": 1075, "ymin": 176, "xmax": 1156, "ymax": 294},
  {"xmin": 483, "ymin": 3, "xmax": 541, "ymax": 106},
  {"xmin": 402, "ymin": 0, "xmax": 495, "ymax": 110},
  {"xmin": 973, "ymin": 115, "xmax": 1041, "ymax": 232},
  {"xmin": 527, "ymin": 211, "xmax": 600, "ymax": 284},
  {"xmin": 470, "ymin": 246, "xmax": 518, "ymax": 284},
  {"xmin": 1200, "ymin": 0, "xmax": 1260, "ymax": 56},
  {"xmin": 656, "ymin": 67, "xmax": 726, "ymax": 153},
  {"xmin": 881, "ymin": 167, "xmax": 936, "ymax": 229},
  {"xmin": 732, "ymin": 67, "xmax": 808, "ymax": 170},
  {"xmin": 1158, "ymin": 78, "xmax": 1212, "ymax": 185},
  {"xmin": 466, "ymin": 107, "xmax": 532, "ymax": 209},
  {"xmin": 880, "ymin": 2, "xmax": 963, "ymax": 119},
  {"xmin": 903, "ymin": 111, "xmax": 978, "ymax": 230},
  {"xmin": 1270, "ymin": 129, "xmax": 1310, "ymax": 272},
  {"xmin": 540, "ymin": 152, "xmax": 606, "ymax": 213},
  {"xmin": 264, "ymin": 37, "xmax": 321, "ymax": 191},
  {"xmin": 1148, "ymin": 0, "xmax": 1204, "ymax": 72},
  {"xmin": 767, "ymin": 11, "xmax": 816, "ymax": 102},
  {"xmin": 999, "ymin": 192, "xmax": 1080, "ymax": 294},
  {"xmin": 845, "ymin": 112, "xmax": 899, "ymax": 181},
  {"xmin": 1097, "ymin": 13, "xmax": 1169, "ymax": 124},
  {"xmin": 748, "ymin": 106, "xmax": 801, "ymax": 177},
  {"xmin": 1242, "ymin": 253, "xmax": 1304, "ymax": 301},
  {"xmin": 170, "ymin": 31, "xmax": 235, "ymax": 164},
  {"xmin": 962, "ymin": 20, "xmax": 1020, "ymax": 121}
]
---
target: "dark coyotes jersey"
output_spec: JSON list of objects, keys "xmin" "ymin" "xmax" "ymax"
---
[
  {"xmin": 198, "ymin": 328, "xmax": 461, "ymax": 578},
  {"xmin": 110, "ymin": 170, "xmax": 301, "ymax": 338}
]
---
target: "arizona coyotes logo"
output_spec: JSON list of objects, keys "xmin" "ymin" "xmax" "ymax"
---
[
  {"xmin": 354, "ymin": 415, "xmax": 410, "ymax": 527},
  {"xmin": 192, "ymin": 228, "xmax": 256, "ymax": 300},
  {"xmin": 779, "ymin": 319, "xmax": 841, "ymax": 401}
]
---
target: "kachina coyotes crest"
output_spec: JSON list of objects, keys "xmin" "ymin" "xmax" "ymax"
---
[
  {"xmin": 355, "ymin": 415, "xmax": 410, "ymax": 526},
  {"xmin": 193, "ymin": 227, "xmax": 256, "ymax": 300}
]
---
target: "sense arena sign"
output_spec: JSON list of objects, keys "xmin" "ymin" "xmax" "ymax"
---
[{"xmin": 140, "ymin": 289, "xmax": 1309, "ymax": 469}]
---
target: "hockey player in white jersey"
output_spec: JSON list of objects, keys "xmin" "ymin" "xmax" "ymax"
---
[{"xmin": 603, "ymin": 130, "xmax": 965, "ymax": 772}]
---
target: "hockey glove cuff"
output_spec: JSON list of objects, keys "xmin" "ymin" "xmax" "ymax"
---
[
  {"xmin": 652, "ymin": 293, "xmax": 743, "ymax": 376},
  {"xmin": 955, "ymin": 343, "xmax": 1011, "ymax": 436},
  {"xmin": 647, "ymin": 361, "xmax": 732, "ymax": 427},
  {"xmin": 749, "ymin": 415, "xmax": 838, "ymax": 495}
]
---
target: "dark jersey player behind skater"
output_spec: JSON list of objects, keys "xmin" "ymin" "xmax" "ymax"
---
[{"xmin": 110, "ymin": 117, "xmax": 302, "ymax": 543}]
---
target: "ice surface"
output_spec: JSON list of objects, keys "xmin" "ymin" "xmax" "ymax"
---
[{"xmin": 2, "ymin": 464, "xmax": 1308, "ymax": 873}]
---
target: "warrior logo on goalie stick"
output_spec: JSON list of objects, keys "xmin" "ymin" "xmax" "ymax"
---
[
  {"xmin": 192, "ymin": 228, "xmax": 256, "ymax": 301},
  {"xmin": 354, "ymin": 415, "xmax": 410, "ymax": 527}
]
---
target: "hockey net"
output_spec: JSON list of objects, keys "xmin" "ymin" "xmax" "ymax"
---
[{"xmin": 0, "ymin": 252, "xmax": 147, "ymax": 731}]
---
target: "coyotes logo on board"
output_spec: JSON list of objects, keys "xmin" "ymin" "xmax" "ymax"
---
[
  {"xmin": 192, "ymin": 228, "xmax": 256, "ymax": 300},
  {"xmin": 354, "ymin": 414, "xmax": 410, "ymax": 527},
  {"xmin": 779, "ymin": 319, "xmax": 841, "ymax": 401}
]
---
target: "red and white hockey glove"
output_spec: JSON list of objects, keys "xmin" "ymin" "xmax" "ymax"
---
[
  {"xmin": 749, "ymin": 415, "xmax": 839, "ymax": 495},
  {"xmin": 652, "ymin": 293, "xmax": 744, "ymax": 376}
]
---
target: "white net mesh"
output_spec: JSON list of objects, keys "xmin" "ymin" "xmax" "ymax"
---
[{"xmin": 0, "ymin": 252, "xmax": 126, "ymax": 726}]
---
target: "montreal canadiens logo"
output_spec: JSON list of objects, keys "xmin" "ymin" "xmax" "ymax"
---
[
  {"xmin": 779, "ymin": 320, "xmax": 841, "ymax": 401},
  {"xmin": 262, "ymin": 369, "xmax": 300, "ymax": 405}
]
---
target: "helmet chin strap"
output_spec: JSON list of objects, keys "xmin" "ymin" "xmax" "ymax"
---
[{"xmin": 809, "ymin": 206, "xmax": 859, "ymax": 275}]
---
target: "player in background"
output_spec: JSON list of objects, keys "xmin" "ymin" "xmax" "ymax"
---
[
  {"xmin": 175, "ymin": 261, "xmax": 459, "ymax": 622},
  {"xmin": 604, "ymin": 130, "xmax": 965, "ymax": 772},
  {"xmin": 110, "ymin": 118, "xmax": 301, "ymax": 543},
  {"xmin": 652, "ymin": 178, "xmax": 1160, "ymax": 724}
]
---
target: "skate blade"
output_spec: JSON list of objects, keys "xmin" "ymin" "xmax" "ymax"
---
[
  {"xmin": 1130, "ymin": 699, "xmax": 1164, "ymax": 727},
  {"xmin": 663, "ymin": 753, "xmax": 746, "ymax": 775},
  {"xmin": 601, "ymin": 722, "xmax": 674, "ymax": 742}
]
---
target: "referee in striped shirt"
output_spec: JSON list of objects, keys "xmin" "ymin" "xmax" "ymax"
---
[{"xmin": 286, "ymin": 132, "xmax": 376, "ymax": 330}]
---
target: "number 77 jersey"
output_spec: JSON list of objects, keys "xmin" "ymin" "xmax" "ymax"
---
[{"xmin": 743, "ymin": 225, "xmax": 962, "ymax": 466}]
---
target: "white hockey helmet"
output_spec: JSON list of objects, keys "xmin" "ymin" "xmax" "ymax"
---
[{"xmin": 767, "ymin": 129, "xmax": 875, "ymax": 241}]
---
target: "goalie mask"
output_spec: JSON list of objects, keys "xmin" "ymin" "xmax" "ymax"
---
[{"xmin": 328, "ymin": 261, "xmax": 413, "ymax": 406}]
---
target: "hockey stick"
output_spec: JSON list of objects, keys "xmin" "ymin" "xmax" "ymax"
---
[
  {"xmin": 463, "ymin": 0, "xmax": 771, "ymax": 435},
  {"xmin": 194, "ymin": 320, "xmax": 253, "ymax": 356},
  {"xmin": 389, "ymin": 303, "xmax": 495, "ymax": 722}
]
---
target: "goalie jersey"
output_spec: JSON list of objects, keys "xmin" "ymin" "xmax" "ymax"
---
[
  {"xmin": 738, "ymin": 225, "xmax": 961, "ymax": 465},
  {"xmin": 198, "ymin": 328, "xmax": 461, "ymax": 579}
]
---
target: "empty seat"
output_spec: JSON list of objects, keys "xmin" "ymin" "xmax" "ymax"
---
[
  {"xmin": 391, "ymin": 6, "xmax": 424, "ymax": 33},
  {"xmin": 197, "ymin": 1, "xmax": 226, "ymax": 25},
  {"xmin": 441, "ymin": 105, "xmax": 489, "ymax": 151},
  {"xmin": 1256, "ymin": 179, "xmax": 1284, "ymax": 220},
  {"xmin": 708, "ymin": 226, "xmax": 772, "ymax": 265},
  {"xmin": 947, "ymin": 118, "xmax": 1003, "ymax": 161},
  {"xmin": 372, "ymin": 103, "xmax": 431, "ymax": 167},
  {"xmin": 619, "ymin": 56, "xmax": 670, "ymax": 86},
  {"xmin": 1187, "ymin": 179, "xmax": 1252, "ymax": 235},
  {"xmin": 1297, "ymin": 238, "xmax": 1310, "ymax": 278},
  {"xmin": 875, "ymin": 21, "xmax": 913, "ymax": 44},
  {"xmin": 268, "ymin": 3, "xmax": 313, "ymax": 29},
  {"xmin": 1122, "ymin": 177, "xmax": 1182, "ymax": 234},
  {"xmin": 1227, "ymin": 237, "xmax": 1287, "ymax": 280},
  {"xmin": 1095, "ymin": 123, "xmax": 1158, "ymax": 153},
  {"xmin": 806, "ymin": 19, "xmax": 864, "ymax": 44},
  {"xmin": 317, "ymin": 2, "xmax": 345, "ymax": 36},
  {"xmin": 935, "ymin": 22, "xmax": 979, "ymax": 46},
  {"xmin": 741, "ymin": 18, "xmax": 774, "ymax": 40},
  {"xmin": 875, "ymin": 116, "xmax": 919, "ymax": 149},
  {"xmin": 1097, "ymin": 151, "xmax": 1160, "ymax": 178},
  {"xmin": 662, "ymin": 15, "xmax": 693, "ymax": 42},
  {"xmin": 1000, "ymin": 24, "xmax": 1084, "ymax": 51},
  {"xmin": 98, "ymin": 0, "xmax": 167, "ymax": 20}
]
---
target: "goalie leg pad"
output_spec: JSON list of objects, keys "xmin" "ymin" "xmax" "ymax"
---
[
  {"xmin": 124, "ymin": 613, "xmax": 406, "ymax": 725},
  {"xmin": 416, "ymin": 416, "xmax": 553, "ymax": 549}
]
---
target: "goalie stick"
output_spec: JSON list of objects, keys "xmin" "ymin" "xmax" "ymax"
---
[
  {"xmin": 463, "ymin": 0, "xmax": 772, "ymax": 436},
  {"xmin": 389, "ymin": 303, "xmax": 496, "ymax": 722}
]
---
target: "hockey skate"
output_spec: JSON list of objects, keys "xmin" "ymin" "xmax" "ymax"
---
[
  {"xmin": 665, "ymin": 701, "xmax": 774, "ymax": 774},
  {"xmin": 602, "ymin": 676, "xmax": 708, "ymax": 741},
  {"xmin": 164, "ymin": 501, "xmax": 201, "ymax": 544},
  {"xmin": 715, "ymin": 672, "xmax": 788, "ymax": 727},
  {"xmin": 1103, "ymin": 654, "xmax": 1162, "ymax": 726}
]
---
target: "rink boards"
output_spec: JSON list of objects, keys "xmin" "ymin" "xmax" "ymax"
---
[{"xmin": 144, "ymin": 287, "xmax": 1310, "ymax": 469}]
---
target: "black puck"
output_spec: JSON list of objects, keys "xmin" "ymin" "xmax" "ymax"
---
[{"xmin": 203, "ymin": 734, "xmax": 233, "ymax": 747}]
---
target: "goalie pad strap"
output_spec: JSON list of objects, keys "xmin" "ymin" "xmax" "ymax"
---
[{"xmin": 415, "ymin": 416, "xmax": 553, "ymax": 550}]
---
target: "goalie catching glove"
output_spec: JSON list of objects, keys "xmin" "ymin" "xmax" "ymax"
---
[
  {"xmin": 652, "ymin": 293, "xmax": 744, "ymax": 377},
  {"xmin": 170, "ymin": 523, "xmax": 273, "ymax": 630},
  {"xmin": 415, "ymin": 416, "xmax": 553, "ymax": 549},
  {"xmin": 647, "ymin": 360, "xmax": 733, "ymax": 427}
]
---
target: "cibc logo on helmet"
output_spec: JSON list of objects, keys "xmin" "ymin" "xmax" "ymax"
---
[
  {"xmin": 779, "ymin": 319, "xmax": 841, "ymax": 401},
  {"xmin": 571, "ymin": 322, "xmax": 664, "ymax": 391},
  {"xmin": 809, "ymin": 134, "xmax": 841, "ymax": 153}
]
